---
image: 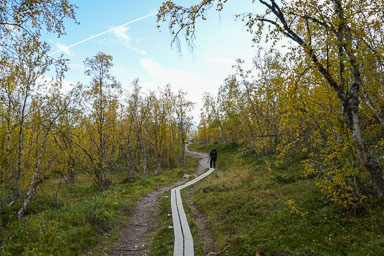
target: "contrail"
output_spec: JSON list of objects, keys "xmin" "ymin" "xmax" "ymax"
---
[{"xmin": 49, "ymin": 12, "xmax": 156, "ymax": 56}]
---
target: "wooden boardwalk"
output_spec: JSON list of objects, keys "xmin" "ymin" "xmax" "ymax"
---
[{"xmin": 171, "ymin": 168, "xmax": 215, "ymax": 256}]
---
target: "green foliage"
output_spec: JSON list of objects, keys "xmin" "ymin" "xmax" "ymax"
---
[
  {"xmin": 189, "ymin": 143, "xmax": 384, "ymax": 255},
  {"xmin": 0, "ymin": 154, "xmax": 198, "ymax": 255},
  {"xmin": 80, "ymin": 196, "xmax": 115, "ymax": 233}
]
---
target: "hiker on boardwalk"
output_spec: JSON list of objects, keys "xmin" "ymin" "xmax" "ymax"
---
[{"xmin": 209, "ymin": 148, "xmax": 217, "ymax": 169}]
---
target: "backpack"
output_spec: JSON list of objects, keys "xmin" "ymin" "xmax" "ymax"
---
[{"xmin": 210, "ymin": 149, "xmax": 217, "ymax": 159}]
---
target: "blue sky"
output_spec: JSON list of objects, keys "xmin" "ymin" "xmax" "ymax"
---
[{"xmin": 45, "ymin": 0, "xmax": 262, "ymax": 123}]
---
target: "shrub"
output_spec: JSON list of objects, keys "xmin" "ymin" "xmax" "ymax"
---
[{"xmin": 81, "ymin": 196, "xmax": 114, "ymax": 233}]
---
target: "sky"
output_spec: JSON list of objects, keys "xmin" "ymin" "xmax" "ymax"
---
[{"xmin": 44, "ymin": 0, "xmax": 263, "ymax": 124}]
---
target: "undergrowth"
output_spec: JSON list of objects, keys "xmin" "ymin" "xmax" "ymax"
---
[
  {"xmin": 188, "ymin": 143, "xmax": 384, "ymax": 256},
  {"xmin": 0, "ymin": 155, "xmax": 198, "ymax": 256}
]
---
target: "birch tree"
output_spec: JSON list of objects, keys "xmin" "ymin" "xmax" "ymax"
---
[
  {"xmin": 83, "ymin": 52, "xmax": 121, "ymax": 190},
  {"xmin": 157, "ymin": 0, "xmax": 384, "ymax": 204}
]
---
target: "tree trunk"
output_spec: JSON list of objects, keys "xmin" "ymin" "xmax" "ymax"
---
[
  {"xmin": 125, "ymin": 146, "xmax": 134, "ymax": 182},
  {"xmin": 348, "ymin": 107, "xmax": 384, "ymax": 196},
  {"xmin": 155, "ymin": 154, "xmax": 161, "ymax": 175},
  {"xmin": 18, "ymin": 131, "xmax": 49, "ymax": 218},
  {"xmin": 65, "ymin": 155, "xmax": 75, "ymax": 183},
  {"xmin": 181, "ymin": 135, "xmax": 185, "ymax": 167},
  {"xmin": 345, "ymin": 33, "xmax": 384, "ymax": 197},
  {"xmin": 141, "ymin": 142, "xmax": 147, "ymax": 176},
  {"xmin": 17, "ymin": 185, "xmax": 37, "ymax": 218}
]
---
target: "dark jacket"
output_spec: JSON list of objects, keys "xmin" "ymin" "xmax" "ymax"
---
[{"xmin": 209, "ymin": 149, "xmax": 217, "ymax": 160}]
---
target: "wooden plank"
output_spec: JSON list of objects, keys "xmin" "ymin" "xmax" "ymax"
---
[
  {"xmin": 178, "ymin": 168, "xmax": 214, "ymax": 190},
  {"xmin": 171, "ymin": 168, "xmax": 215, "ymax": 256},
  {"xmin": 184, "ymin": 237, "xmax": 194, "ymax": 256},
  {"xmin": 171, "ymin": 188, "xmax": 183, "ymax": 256},
  {"xmin": 176, "ymin": 188, "xmax": 194, "ymax": 256}
]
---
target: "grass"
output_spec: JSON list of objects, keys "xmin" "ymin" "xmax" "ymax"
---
[
  {"xmin": 0, "ymin": 155, "xmax": 198, "ymax": 256},
  {"xmin": 181, "ymin": 190, "xmax": 207, "ymax": 256},
  {"xmin": 150, "ymin": 190, "xmax": 175, "ymax": 256},
  {"xmin": 187, "ymin": 143, "xmax": 384, "ymax": 255}
]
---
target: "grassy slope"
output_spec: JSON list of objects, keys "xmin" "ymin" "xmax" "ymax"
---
[
  {"xmin": 187, "ymin": 143, "xmax": 384, "ymax": 256},
  {"xmin": 0, "ymin": 155, "xmax": 198, "ymax": 256}
]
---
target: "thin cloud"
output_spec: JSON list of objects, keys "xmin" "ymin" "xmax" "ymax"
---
[
  {"xmin": 49, "ymin": 12, "xmax": 156, "ymax": 56},
  {"xmin": 56, "ymin": 43, "xmax": 72, "ymax": 55},
  {"xmin": 111, "ymin": 26, "xmax": 147, "ymax": 55},
  {"xmin": 132, "ymin": 47, "xmax": 147, "ymax": 56},
  {"xmin": 111, "ymin": 26, "xmax": 132, "ymax": 44}
]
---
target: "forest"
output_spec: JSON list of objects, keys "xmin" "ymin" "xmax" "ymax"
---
[
  {"xmin": 0, "ymin": 1, "xmax": 196, "ymax": 254},
  {"xmin": 157, "ymin": 0, "xmax": 384, "ymax": 209},
  {"xmin": 1, "ymin": 0, "xmax": 384, "ymax": 255}
]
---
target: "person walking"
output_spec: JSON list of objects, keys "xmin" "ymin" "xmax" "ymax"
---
[{"xmin": 209, "ymin": 148, "xmax": 217, "ymax": 169}]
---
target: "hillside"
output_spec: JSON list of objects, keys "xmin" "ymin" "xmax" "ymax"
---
[{"xmin": 185, "ymin": 143, "xmax": 384, "ymax": 255}]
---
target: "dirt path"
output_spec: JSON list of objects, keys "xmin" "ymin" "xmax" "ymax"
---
[
  {"xmin": 110, "ymin": 180, "xmax": 185, "ymax": 256},
  {"xmin": 110, "ymin": 147, "xmax": 216, "ymax": 256}
]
